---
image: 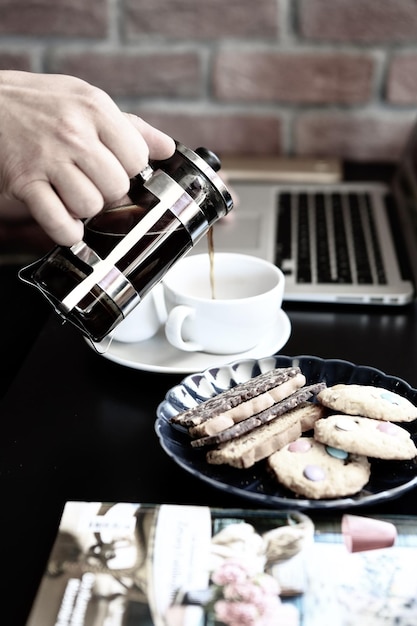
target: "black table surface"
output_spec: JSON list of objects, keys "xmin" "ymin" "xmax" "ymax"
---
[
  {"xmin": 2, "ymin": 269, "xmax": 417, "ymax": 624},
  {"xmin": 2, "ymin": 158, "xmax": 417, "ymax": 624}
]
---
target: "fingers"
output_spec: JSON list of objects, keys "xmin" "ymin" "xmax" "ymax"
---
[
  {"xmin": 97, "ymin": 115, "xmax": 151, "ymax": 179},
  {"xmin": 94, "ymin": 111, "xmax": 174, "ymax": 182},
  {"xmin": 16, "ymin": 116, "xmax": 175, "ymax": 247},
  {"xmin": 124, "ymin": 114, "xmax": 176, "ymax": 161},
  {"xmin": 48, "ymin": 163, "xmax": 108, "ymax": 219},
  {"xmin": 70, "ymin": 147, "xmax": 132, "ymax": 206},
  {"xmin": 19, "ymin": 116, "xmax": 175, "ymax": 248},
  {"xmin": 21, "ymin": 180, "xmax": 85, "ymax": 246}
]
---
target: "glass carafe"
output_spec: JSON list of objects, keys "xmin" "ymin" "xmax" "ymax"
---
[{"xmin": 19, "ymin": 143, "xmax": 233, "ymax": 344}]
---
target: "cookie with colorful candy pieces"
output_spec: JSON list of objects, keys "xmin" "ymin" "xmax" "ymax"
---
[
  {"xmin": 317, "ymin": 384, "xmax": 417, "ymax": 423},
  {"xmin": 267, "ymin": 437, "xmax": 371, "ymax": 499},
  {"xmin": 314, "ymin": 414, "xmax": 417, "ymax": 461}
]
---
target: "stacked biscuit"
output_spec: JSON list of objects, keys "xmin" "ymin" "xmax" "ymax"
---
[
  {"xmin": 170, "ymin": 369, "xmax": 417, "ymax": 500},
  {"xmin": 170, "ymin": 366, "xmax": 326, "ymax": 469}
]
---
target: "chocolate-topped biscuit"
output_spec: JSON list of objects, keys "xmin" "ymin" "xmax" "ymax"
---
[
  {"xmin": 206, "ymin": 402, "xmax": 325, "ymax": 468},
  {"xmin": 170, "ymin": 366, "xmax": 305, "ymax": 428},
  {"xmin": 189, "ymin": 371, "xmax": 307, "ymax": 438},
  {"xmin": 190, "ymin": 383, "xmax": 326, "ymax": 448}
]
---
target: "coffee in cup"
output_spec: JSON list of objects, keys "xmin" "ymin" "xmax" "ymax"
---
[{"xmin": 162, "ymin": 252, "xmax": 285, "ymax": 354}]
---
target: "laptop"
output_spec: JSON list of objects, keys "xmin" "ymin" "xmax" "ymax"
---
[{"xmin": 193, "ymin": 125, "xmax": 417, "ymax": 306}]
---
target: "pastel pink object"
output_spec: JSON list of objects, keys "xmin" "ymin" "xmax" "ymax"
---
[
  {"xmin": 288, "ymin": 439, "xmax": 312, "ymax": 453},
  {"xmin": 342, "ymin": 514, "xmax": 397, "ymax": 553}
]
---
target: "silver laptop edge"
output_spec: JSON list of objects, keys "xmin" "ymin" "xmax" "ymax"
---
[{"xmin": 193, "ymin": 138, "xmax": 417, "ymax": 305}]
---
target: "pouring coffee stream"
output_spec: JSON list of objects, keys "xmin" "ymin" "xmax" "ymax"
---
[
  {"xmin": 207, "ymin": 227, "xmax": 216, "ymax": 300},
  {"xmin": 19, "ymin": 143, "xmax": 233, "ymax": 345}
]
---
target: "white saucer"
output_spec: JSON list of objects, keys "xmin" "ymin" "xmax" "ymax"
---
[{"xmin": 90, "ymin": 309, "xmax": 292, "ymax": 374}]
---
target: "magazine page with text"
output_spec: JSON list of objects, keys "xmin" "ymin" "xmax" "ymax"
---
[{"xmin": 26, "ymin": 502, "xmax": 417, "ymax": 626}]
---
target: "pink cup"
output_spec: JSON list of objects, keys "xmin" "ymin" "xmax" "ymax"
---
[{"xmin": 341, "ymin": 514, "xmax": 397, "ymax": 553}]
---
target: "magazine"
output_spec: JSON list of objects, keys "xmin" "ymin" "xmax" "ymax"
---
[{"xmin": 26, "ymin": 502, "xmax": 417, "ymax": 626}]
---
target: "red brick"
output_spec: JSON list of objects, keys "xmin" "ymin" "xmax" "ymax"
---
[
  {"xmin": 124, "ymin": 0, "xmax": 278, "ymax": 39},
  {"xmin": 130, "ymin": 111, "xmax": 283, "ymax": 155},
  {"xmin": 387, "ymin": 54, "xmax": 417, "ymax": 104},
  {"xmin": 213, "ymin": 52, "xmax": 374, "ymax": 104},
  {"xmin": 295, "ymin": 115, "xmax": 414, "ymax": 161},
  {"xmin": 0, "ymin": 53, "xmax": 31, "ymax": 71},
  {"xmin": 0, "ymin": 0, "xmax": 107, "ymax": 37},
  {"xmin": 49, "ymin": 52, "xmax": 201, "ymax": 98},
  {"xmin": 300, "ymin": 0, "xmax": 417, "ymax": 43}
]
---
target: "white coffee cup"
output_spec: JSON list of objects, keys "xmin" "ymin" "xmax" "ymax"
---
[
  {"xmin": 162, "ymin": 252, "xmax": 285, "ymax": 354},
  {"xmin": 112, "ymin": 286, "xmax": 166, "ymax": 343}
]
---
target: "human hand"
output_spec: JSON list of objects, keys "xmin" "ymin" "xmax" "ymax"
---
[{"xmin": 0, "ymin": 71, "xmax": 175, "ymax": 246}]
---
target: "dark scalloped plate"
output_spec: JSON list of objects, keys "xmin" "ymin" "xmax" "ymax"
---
[{"xmin": 155, "ymin": 355, "xmax": 417, "ymax": 510}]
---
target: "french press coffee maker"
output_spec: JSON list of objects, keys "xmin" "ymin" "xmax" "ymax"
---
[{"xmin": 19, "ymin": 142, "xmax": 233, "ymax": 344}]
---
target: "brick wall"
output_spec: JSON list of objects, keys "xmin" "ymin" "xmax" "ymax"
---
[{"xmin": 2, "ymin": 0, "xmax": 417, "ymax": 162}]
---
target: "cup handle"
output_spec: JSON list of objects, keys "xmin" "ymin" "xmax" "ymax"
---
[{"xmin": 164, "ymin": 305, "xmax": 202, "ymax": 352}]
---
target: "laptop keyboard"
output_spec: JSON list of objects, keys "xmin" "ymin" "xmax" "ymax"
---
[{"xmin": 276, "ymin": 191, "xmax": 387, "ymax": 285}]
